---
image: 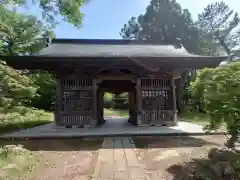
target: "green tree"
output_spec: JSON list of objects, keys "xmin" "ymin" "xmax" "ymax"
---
[
  {"xmin": 189, "ymin": 62, "xmax": 240, "ymax": 149},
  {"xmin": 1, "ymin": 0, "xmax": 87, "ymax": 28},
  {"xmin": 29, "ymin": 71, "xmax": 56, "ymax": 111},
  {"xmin": 120, "ymin": 0, "xmax": 216, "ymax": 55},
  {"xmin": 0, "ymin": 62, "xmax": 37, "ymax": 109},
  {"xmin": 104, "ymin": 92, "xmax": 115, "ymax": 109},
  {"xmin": 197, "ymin": 1, "xmax": 240, "ymax": 59},
  {"xmin": 120, "ymin": 0, "xmax": 220, "ymax": 113},
  {"xmin": 0, "ymin": 5, "xmax": 53, "ymax": 55},
  {"xmin": 0, "ymin": 5, "xmax": 56, "ymax": 111}
]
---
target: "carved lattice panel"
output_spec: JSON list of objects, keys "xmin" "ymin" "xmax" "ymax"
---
[
  {"xmin": 62, "ymin": 79, "xmax": 93, "ymax": 89},
  {"xmin": 140, "ymin": 78, "xmax": 170, "ymax": 90},
  {"xmin": 140, "ymin": 78, "xmax": 173, "ymax": 124},
  {"xmin": 62, "ymin": 91, "xmax": 92, "ymax": 112},
  {"xmin": 60, "ymin": 79, "xmax": 94, "ymax": 126}
]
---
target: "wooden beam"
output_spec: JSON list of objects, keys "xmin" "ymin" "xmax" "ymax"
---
[{"xmin": 96, "ymin": 75, "xmax": 137, "ymax": 81}]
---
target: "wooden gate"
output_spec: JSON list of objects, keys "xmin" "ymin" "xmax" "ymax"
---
[
  {"xmin": 139, "ymin": 78, "xmax": 174, "ymax": 125},
  {"xmin": 59, "ymin": 79, "xmax": 94, "ymax": 126}
]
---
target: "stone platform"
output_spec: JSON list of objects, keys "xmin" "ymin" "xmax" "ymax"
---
[{"xmin": 1, "ymin": 117, "xmax": 225, "ymax": 139}]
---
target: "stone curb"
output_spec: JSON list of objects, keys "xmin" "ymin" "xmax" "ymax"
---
[{"xmin": 0, "ymin": 131, "xmax": 228, "ymax": 140}]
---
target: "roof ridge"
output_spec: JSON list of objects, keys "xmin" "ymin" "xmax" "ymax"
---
[{"xmin": 51, "ymin": 38, "xmax": 181, "ymax": 46}]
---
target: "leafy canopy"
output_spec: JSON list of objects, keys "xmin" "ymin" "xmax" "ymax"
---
[
  {"xmin": 0, "ymin": 4, "xmax": 55, "ymax": 111},
  {"xmin": 120, "ymin": 0, "xmax": 217, "ymax": 55},
  {"xmin": 197, "ymin": 1, "xmax": 240, "ymax": 58},
  {"xmin": 1, "ymin": 0, "xmax": 87, "ymax": 27},
  {"xmin": 189, "ymin": 62, "xmax": 240, "ymax": 148},
  {"xmin": 0, "ymin": 4, "xmax": 53, "ymax": 55}
]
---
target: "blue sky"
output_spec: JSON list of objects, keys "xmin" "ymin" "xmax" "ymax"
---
[{"xmin": 20, "ymin": 0, "xmax": 240, "ymax": 39}]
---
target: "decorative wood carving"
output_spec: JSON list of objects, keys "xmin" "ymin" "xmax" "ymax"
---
[
  {"xmin": 58, "ymin": 79, "xmax": 94, "ymax": 126},
  {"xmin": 139, "ymin": 78, "xmax": 174, "ymax": 125}
]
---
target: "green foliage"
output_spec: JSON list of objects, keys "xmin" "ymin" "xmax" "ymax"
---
[
  {"xmin": 197, "ymin": 1, "xmax": 240, "ymax": 57},
  {"xmin": 103, "ymin": 93, "xmax": 129, "ymax": 110},
  {"xmin": 0, "ymin": 62, "xmax": 37, "ymax": 107},
  {"xmin": 0, "ymin": 144, "xmax": 42, "ymax": 179},
  {"xmin": 0, "ymin": 62, "xmax": 53, "ymax": 133},
  {"xmin": 0, "ymin": 107, "xmax": 52, "ymax": 133},
  {"xmin": 104, "ymin": 92, "xmax": 114, "ymax": 103},
  {"xmin": 114, "ymin": 93, "xmax": 128, "ymax": 109},
  {"xmin": 29, "ymin": 71, "xmax": 56, "ymax": 111},
  {"xmin": 0, "ymin": 5, "xmax": 54, "ymax": 132},
  {"xmin": 169, "ymin": 148, "xmax": 240, "ymax": 180},
  {"xmin": 180, "ymin": 111, "xmax": 210, "ymax": 126},
  {"xmin": 104, "ymin": 109, "xmax": 128, "ymax": 117},
  {"xmin": 1, "ymin": 0, "xmax": 87, "ymax": 28},
  {"xmin": 120, "ymin": 0, "xmax": 217, "ymax": 55},
  {"xmin": 0, "ymin": 4, "xmax": 53, "ymax": 55},
  {"xmin": 0, "ymin": 63, "xmax": 53, "ymax": 132},
  {"xmin": 0, "ymin": 4, "xmax": 56, "ymax": 111},
  {"xmin": 103, "ymin": 92, "xmax": 115, "ymax": 109},
  {"xmin": 189, "ymin": 62, "xmax": 240, "ymax": 148}
]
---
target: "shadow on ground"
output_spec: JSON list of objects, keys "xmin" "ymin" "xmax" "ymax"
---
[
  {"xmin": 0, "ymin": 120, "xmax": 51, "ymax": 134},
  {"xmin": 0, "ymin": 138, "xmax": 103, "ymax": 151},
  {"xmin": 0, "ymin": 135, "xmax": 224, "ymax": 151},
  {"xmin": 166, "ymin": 148, "xmax": 240, "ymax": 180},
  {"xmin": 133, "ymin": 136, "xmax": 222, "ymax": 149}
]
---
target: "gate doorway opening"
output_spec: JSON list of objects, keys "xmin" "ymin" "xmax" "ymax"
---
[{"xmin": 97, "ymin": 80, "xmax": 137, "ymax": 126}]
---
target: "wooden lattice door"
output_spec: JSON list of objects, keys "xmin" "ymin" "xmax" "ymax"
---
[
  {"xmin": 139, "ymin": 78, "xmax": 174, "ymax": 125},
  {"xmin": 59, "ymin": 79, "xmax": 94, "ymax": 126}
]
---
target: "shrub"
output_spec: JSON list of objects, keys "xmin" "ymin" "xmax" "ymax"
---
[
  {"xmin": 0, "ymin": 106, "xmax": 52, "ymax": 133},
  {"xmin": 0, "ymin": 144, "xmax": 42, "ymax": 178},
  {"xmin": 189, "ymin": 62, "xmax": 240, "ymax": 149},
  {"xmin": 168, "ymin": 148, "xmax": 240, "ymax": 180},
  {"xmin": 104, "ymin": 92, "xmax": 115, "ymax": 108}
]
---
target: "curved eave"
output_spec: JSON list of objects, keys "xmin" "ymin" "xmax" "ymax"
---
[{"xmin": 0, "ymin": 55, "xmax": 227, "ymax": 70}]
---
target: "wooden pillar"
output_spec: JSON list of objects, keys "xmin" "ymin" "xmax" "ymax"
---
[
  {"xmin": 128, "ymin": 92, "xmax": 133, "ymax": 123},
  {"xmin": 136, "ymin": 78, "xmax": 142, "ymax": 125},
  {"xmin": 172, "ymin": 77, "xmax": 178, "ymax": 123},
  {"xmin": 97, "ymin": 89, "xmax": 104, "ymax": 124},
  {"xmin": 91, "ymin": 78, "xmax": 98, "ymax": 126},
  {"xmin": 131, "ymin": 90, "xmax": 138, "ymax": 125},
  {"xmin": 101, "ymin": 91, "xmax": 104, "ymax": 123},
  {"xmin": 54, "ymin": 78, "xmax": 62, "ymax": 125}
]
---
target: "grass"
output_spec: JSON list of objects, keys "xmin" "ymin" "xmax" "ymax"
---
[
  {"xmin": 0, "ymin": 106, "xmax": 52, "ymax": 134},
  {"xmin": 0, "ymin": 145, "xmax": 43, "ymax": 179},
  {"xmin": 104, "ymin": 108, "xmax": 129, "ymax": 117},
  {"xmin": 0, "ymin": 138, "xmax": 103, "ymax": 179},
  {"xmin": 179, "ymin": 111, "xmax": 210, "ymax": 126}
]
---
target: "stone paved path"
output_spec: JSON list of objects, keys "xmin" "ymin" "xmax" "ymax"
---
[{"xmin": 91, "ymin": 137, "xmax": 150, "ymax": 180}]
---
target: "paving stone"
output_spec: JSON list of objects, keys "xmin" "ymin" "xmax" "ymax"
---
[
  {"xmin": 92, "ymin": 140, "xmax": 114, "ymax": 180},
  {"xmin": 91, "ymin": 137, "xmax": 150, "ymax": 180},
  {"xmin": 113, "ymin": 171, "xmax": 129, "ymax": 180},
  {"xmin": 129, "ymin": 167, "xmax": 146, "ymax": 179},
  {"xmin": 114, "ymin": 140, "xmax": 127, "ymax": 172},
  {"xmin": 123, "ymin": 139, "xmax": 141, "ymax": 168}
]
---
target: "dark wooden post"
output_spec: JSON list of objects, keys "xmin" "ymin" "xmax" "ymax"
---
[
  {"xmin": 172, "ymin": 77, "xmax": 178, "ymax": 123},
  {"xmin": 101, "ymin": 91, "xmax": 105, "ymax": 123},
  {"xmin": 136, "ymin": 78, "xmax": 142, "ymax": 125},
  {"xmin": 98, "ymin": 90, "xmax": 104, "ymax": 124},
  {"xmin": 92, "ymin": 78, "xmax": 98, "ymax": 126},
  {"xmin": 128, "ymin": 92, "xmax": 133, "ymax": 123},
  {"xmin": 54, "ymin": 78, "xmax": 62, "ymax": 125}
]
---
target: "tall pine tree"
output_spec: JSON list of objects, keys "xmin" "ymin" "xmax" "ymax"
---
[
  {"xmin": 120, "ymin": 0, "xmax": 217, "ymax": 55},
  {"xmin": 197, "ymin": 1, "xmax": 240, "ymax": 59}
]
